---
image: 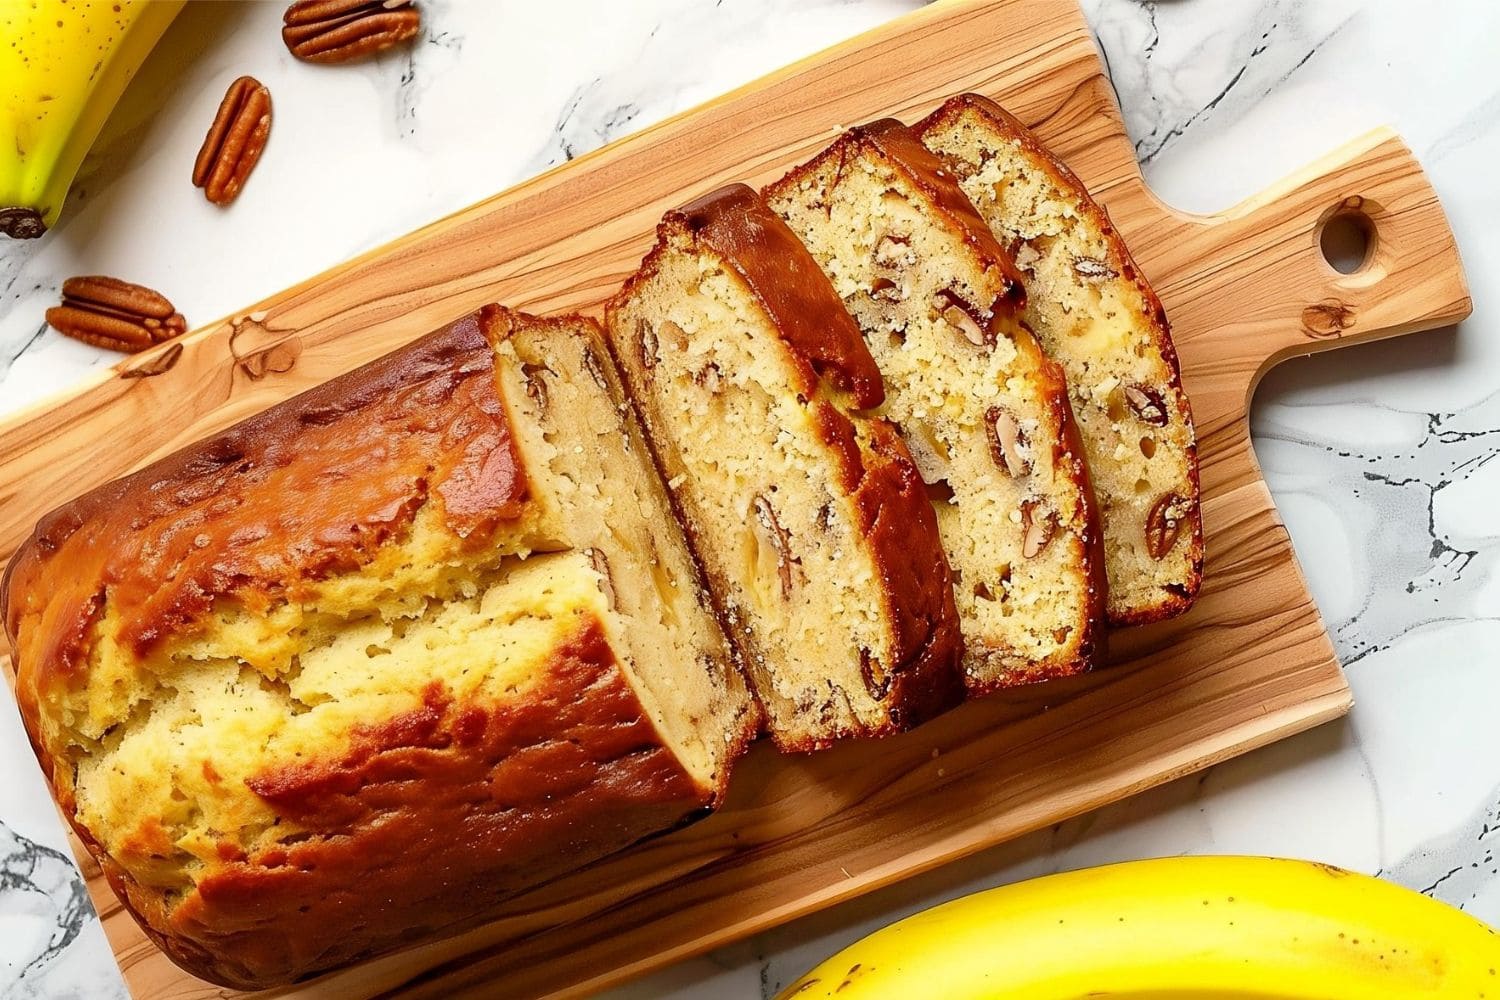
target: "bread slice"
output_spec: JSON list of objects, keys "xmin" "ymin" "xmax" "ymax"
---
[
  {"xmin": 1, "ymin": 306, "xmax": 756, "ymax": 988},
  {"xmin": 765, "ymin": 120, "xmax": 1105, "ymax": 692},
  {"xmin": 604, "ymin": 183, "xmax": 963, "ymax": 751},
  {"xmin": 489, "ymin": 308, "xmax": 759, "ymax": 777},
  {"xmin": 917, "ymin": 94, "xmax": 1203, "ymax": 624}
]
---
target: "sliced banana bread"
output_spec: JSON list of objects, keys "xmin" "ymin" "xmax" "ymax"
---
[
  {"xmin": 605, "ymin": 183, "xmax": 963, "ymax": 751},
  {"xmin": 917, "ymin": 94, "xmax": 1203, "ymax": 625},
  {"xmin": 1, "ymin": 306, "xmax": 756, "ymax": 988},
  {"xmin": 765, "ymin": 120, "xmax": 1105, "ymax": 692}
]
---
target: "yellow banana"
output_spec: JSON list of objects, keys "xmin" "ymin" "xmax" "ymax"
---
[
  {"xmin": 0, "ymin": 0, "xmax": 184, "ymax": 238},
  {"xmin": 779, "ymin": 856, "xmax": 1500, "ymax": 998}
]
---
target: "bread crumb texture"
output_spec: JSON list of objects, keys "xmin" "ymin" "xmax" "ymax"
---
[
  {"xmin": 919, "ymin": 99, "xmax": 1202, "ymax": 622},
  {"xmin": 767, "ymin": 131, "xmax": 1101, "ymax": 690},
  {"xmin": 5, "ymin": 310, "xmax": 752, "ymax": 983},
  {"xmin": 75, "ymin": 536, "xmax": 593, "ymax": 890},
  {"xmin": 609, "ymin": 232, "xmax": 912, "ymax": 746}
]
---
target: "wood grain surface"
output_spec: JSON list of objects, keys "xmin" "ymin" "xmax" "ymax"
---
[{"xmin": 0, "ymin": 0, "xmax": 1471, "ymax": 997}]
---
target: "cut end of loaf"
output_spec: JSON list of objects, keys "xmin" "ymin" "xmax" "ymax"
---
[{"xmin": 3, "ymin": 306, "xmax": 756, "ymax": 988}]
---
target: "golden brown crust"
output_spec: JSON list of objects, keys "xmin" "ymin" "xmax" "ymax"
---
[
  {"xmin": 2, "ymin": 312, "xmax": 530, "ymax": 737},
  {"xmin": 766, "ymin": 118, "xmax": 1108, "ymax": 685},
  {"xmin": 94, "ymin": 621, "xmax": 709, "ymax": 988},
  {"xmin": 672, "ymin": 183, "xmax": 886, "ymax": 409},
  {"xmin": 845, "ymin": 417, "xmax": 965, "ymax": 724},
  {"xmin": 916, "ymin": 94, "xmax": 1204, "ymax": 624},
  {"xmin": 841, "ymin": 118, "xmax": 1027, "ymax": 316},
  {"xmin": 3, "ymin": 307, "xmax": 732, "ymax": 989},
  {"xmin": 605, "ymin": 185, "xmax": 963, "ymax": 748}
]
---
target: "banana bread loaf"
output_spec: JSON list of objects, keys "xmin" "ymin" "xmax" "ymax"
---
[
  {"xmin": 917, "ymin": 94, "xmax": 1202, "ymax": 624},
  {"xmin": 605, "ymin": 183, "xmax": 963, "ymax": 751},
  {"xmin": 1, "ymin": 306, "xmax": 756, "ymax": 989},
  {"xmin": 765, "ymin": 120, "xmax": 1106, "ymax": 692}
]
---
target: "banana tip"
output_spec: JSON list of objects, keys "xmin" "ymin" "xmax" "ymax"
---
[{"xmin": 0, "ymin": 208, "xmax": 47, "ymax": 239}]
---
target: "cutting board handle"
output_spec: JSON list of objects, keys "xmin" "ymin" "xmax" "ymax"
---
[{"xmin": 1169, "ymin": 128, "xmax": 1471, "ymax": 400}]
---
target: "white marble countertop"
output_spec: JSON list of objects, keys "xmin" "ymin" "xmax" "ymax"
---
[{"xmin": 2, "ymin": 1, "xmax": 1495, "ymax": 997}]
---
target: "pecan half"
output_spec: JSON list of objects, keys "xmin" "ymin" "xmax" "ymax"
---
[
  {"xmin": 933, "ymin": 288, "xmax": 992, "ymax": 347},
  {"xmin": 984, "ymin": 407, "xmax": 1031, "ymax": 477},
  {"xmin": 580, "ymin": 345, "xmax": 610, "ymax": 391},
  {"xmin": 1125, "ymin": 384, "xmax": 1169, "ymax": 427},
  {"xmin": 859, "ymin": 646, "xmax": 891, "ymax": 700},
  {"xmin": 636, "ymin": 318, "xmax": 659, "ymax": 372},
  {"xmin": 1146, "ymin": 493, "xmax": 1190, "ymax": 560},
  {"xmin": 692, "ymin": 360, "xmax": 723, "ymax": 395},
  {"xmin": 282, "ymin": 0, "xmax": 421, "ymax": 64},
  {"xmin": 751, "ymin": 493, "xmax": 796, "ymax": 599},
  {"xmin": 659, "ymin": 318, "xmax": 688, "ymax": 353},
  {"xmin": 1021, "ymin": 500, "xmax": 1056, "ymax": 559},
  {"xmin": 46, "ymin": 276, "xmax": 186, "ymax": 353},
  {"xmin": 193, "ymin": 76, "xmax": 272, "ymax": 206},
  {"xmin": 815, "ymin": 502, "xmax": 835, "ymax": 532},
  {"xmin": 521, "ymin": 360, "xmax": 550, "ymax": 410},
  {"xmin": 587, "ymin": 548, "xmax": 617, "ymax": 608}
]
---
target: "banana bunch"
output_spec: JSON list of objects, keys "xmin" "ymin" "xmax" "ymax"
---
[
  {"xmin": 779, "ymin": 856, "xmax": 1500, "ymax": 998},
  {"xmin": 1, "ymin": 0, "xmax": 184, "ymax": 239}
]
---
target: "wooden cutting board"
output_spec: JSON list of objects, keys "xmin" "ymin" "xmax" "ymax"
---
[{"xmin": 0, "ymin": 0, "xmax": 1471, "ymax": 997}]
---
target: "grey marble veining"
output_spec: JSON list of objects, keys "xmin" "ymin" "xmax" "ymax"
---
[
  {"xmin": 1386, "ymin": 780, "xmax": 1500, "ymax": 922},
  {"xmin": 0, "ymin": 822, "xmax": 123, "ymax": 999},
  {"xmin": 0, "ymin": 1, "xmax": 1494, "ymax": 997},
  {"xmin": 1082, "ymin": 0, "xmax": 1360, "ymax": 168},
  {"xmin": 0, "ymin": 824, "xmax": 88, "ymax": 988},
  {"xmin": 1253, "ymin": 384, "xmax": 1499, "ymax": 667}
]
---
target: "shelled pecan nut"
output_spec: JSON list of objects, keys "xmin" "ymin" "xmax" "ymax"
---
[
  {"xmin": 282, "ymin": 0, "xmax": 421, "ymax": 64},
  {"xmin": 1020, "ymin": 500, "xmax": 1056, "ymax": 559},
  {"xmin": 751, "ymin": 494, "xmax": 796, "ymax": 599},
  {"xmin": 985, "ymin": 406, "xmax": 1031, "ymax": 478},
  {"xmin": 1146, "ymin": 492, "xmax": 1190, "ymax": 560},
  {"xmin": 933, "ymin": 287, "xmax": 993, "ymax": 347},
  {"xmin": 636, "ymin": 318, "xmax": 659, "ymax": 372},
  {"xmin": 1072, "ymin": 255, "xmax": 1117, "ymax": 281},
  {"xmin": 193, "ymin": 76, "xmax": 272, "ymax": 206},
  {"xmin": 46, "ymin": 276, "xmax": 187, "ymax": 354},
  {"xmin": 1125, "ymin": 383, "xmax": 1169, "ymax": 427}
]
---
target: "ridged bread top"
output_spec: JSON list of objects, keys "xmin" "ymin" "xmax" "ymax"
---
[
  {"xmin": 3, "ymin": 313, "xmax": 529, "ymax": 704},
  {"xmin": 0, "ymin": 308, "xmax": 717, "ymax": 988}
]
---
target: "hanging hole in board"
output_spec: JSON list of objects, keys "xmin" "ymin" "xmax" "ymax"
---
[{"xmin": 1319, "ymin": 209, "xmax": 1376, "ymax": 275}]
